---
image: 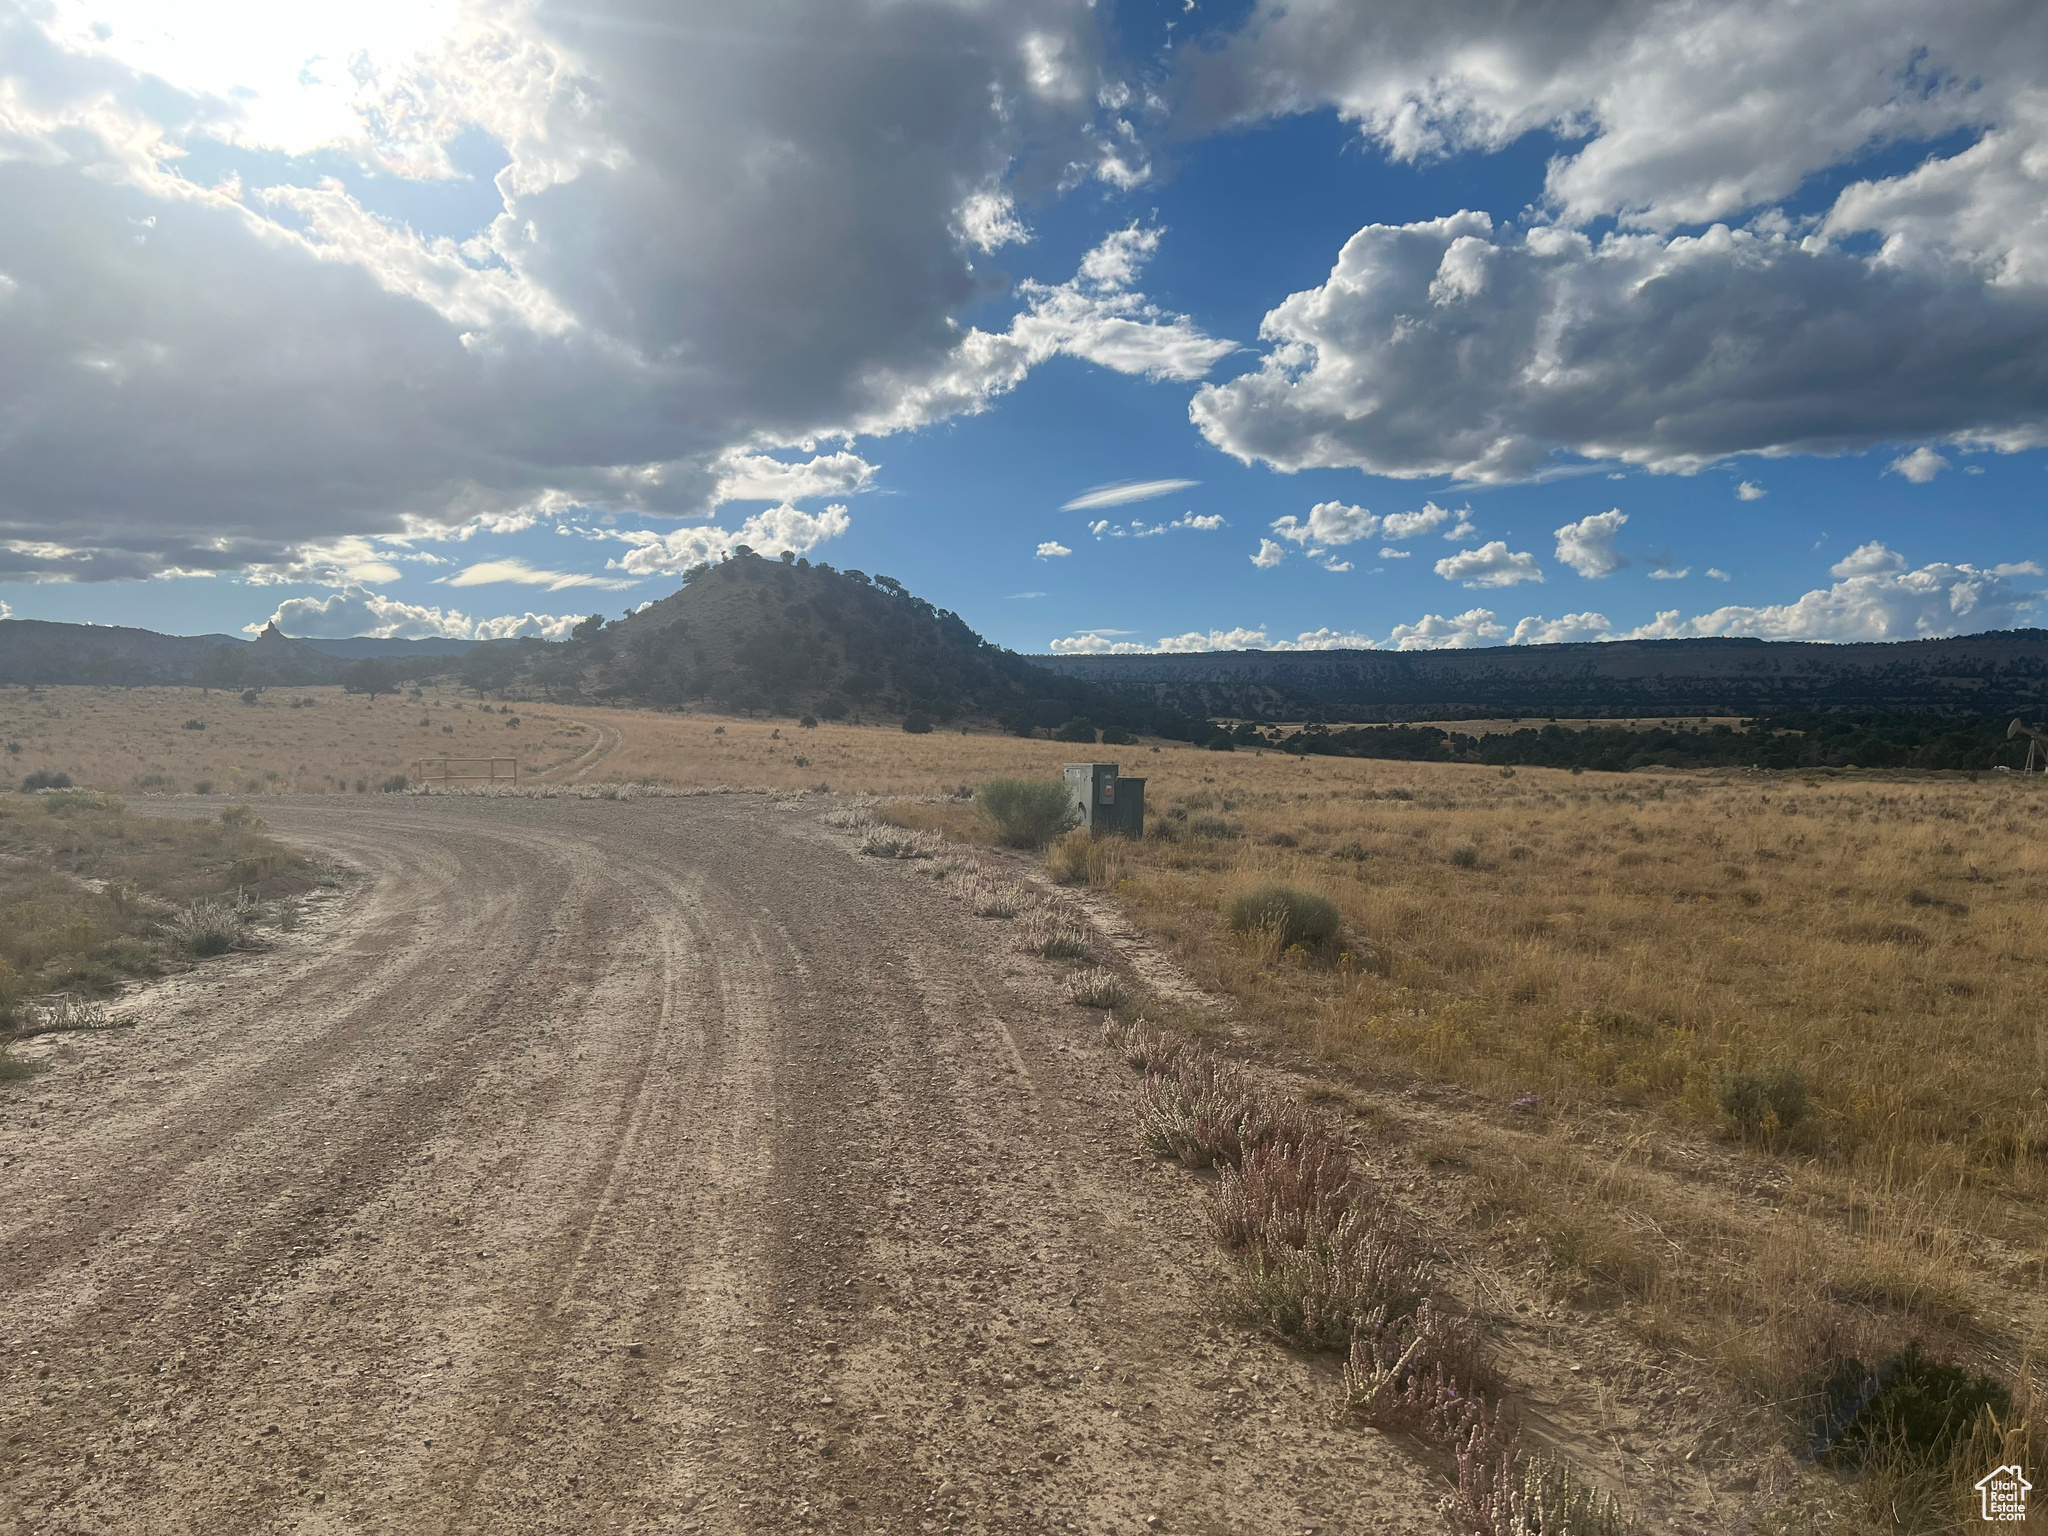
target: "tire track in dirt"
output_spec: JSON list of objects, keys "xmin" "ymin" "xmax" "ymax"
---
[
  {"xmin": 0, "ymin": 795, "xmax": 1449, "ymax": 1535},
  {"xmin": 563, "ymin": 722, "xmax": 624, "ymax": 782}
]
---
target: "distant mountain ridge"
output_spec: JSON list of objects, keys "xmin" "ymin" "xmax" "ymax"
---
[
  {"xmin": 0, "ymin": 617, "xmax": 341, "ymax": 686},
  {"xmin": 0, "ymin": 619, "xmax": 498, "ymax": 686},
  {"xmin": 1036, "ymin": 632, "xmax": 2048, "ymax": 721},
  {"xmin": 8, "ymin": 590, "xmax": 2048, "ymax": 728}
]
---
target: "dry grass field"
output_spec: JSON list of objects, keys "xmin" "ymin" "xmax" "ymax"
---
[
  {"xmin": 0, "ymin": 685, "xmax": 611, "ymax": 794},
  {"xmin": 13, "ymin": 686, "xmax": 2044, "ymax": 1526}
]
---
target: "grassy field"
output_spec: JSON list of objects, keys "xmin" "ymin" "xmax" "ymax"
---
[
  {"xmin": 0, "ymin": 685, "xmax": 603, "ymax": 795},
  {"xmin": 0, "ymin": 788, "xmax": 317, "ymax": 1066},
  {"xmin": 14, "ymin": 686, "xmax": 2044, "ymax": 1525}
]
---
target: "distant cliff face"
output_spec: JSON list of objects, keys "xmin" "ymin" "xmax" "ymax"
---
[{"xmin": 1034, "ymin": 632, "xmax": 2048, "ymax": 720}]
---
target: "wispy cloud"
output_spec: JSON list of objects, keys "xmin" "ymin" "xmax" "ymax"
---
[
  {"xmin": 1060, "ymin": 478, "xmax": 1199, "ymax": 511},
  {"xmin": 447, "ymin": 557, "xmax": 638, "ymax": 591}
]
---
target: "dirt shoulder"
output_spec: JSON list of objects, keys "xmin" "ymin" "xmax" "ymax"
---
[{"xmin": 0, "ymin": 794, "xmax": 1449, "ymax": 1535}]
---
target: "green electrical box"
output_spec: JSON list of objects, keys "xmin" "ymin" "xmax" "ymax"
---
[{"xmin": 1064, "ymin": 762, "xmax": 1146, "ymax": 839}]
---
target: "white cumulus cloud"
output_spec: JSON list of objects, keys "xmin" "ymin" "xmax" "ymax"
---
[
  {"xmin": 1047, "ymin": 624, "xmax": 1382, "ymax": 654},
  {"xmin": 1554, "ymin": 509, "xmax": 1630, "ymax": 578},
  {"xmin": 1619, "ymin": 554, "xmax": 2041, "ymax": 640},
  {"xmin": 1379, "ymin": 501, "xmax": 1455, "ymax": 540},
  {"xmin": 1188, "ymin": 211, "xmax": 2048, "ymax": 486},
  {"xmin": 1251, "ymin": 538, "xmax": 1287, "ymax": 569},
  {"xmin": 1736, "ymin": 481, "xmax": 1767, "ymax": 501},
  {"xmin": 609, "ymin": 504, "xmax": 851, "ymax": 576},
  {"xmin": 254, "ymin": 585, "xmax": 584, "ymax": 641},
  {"xmin": 1270, "ymin": 500, "xmax": 1378, "ymax": 546},
  {"xmin": 1436, "ymin": 540, "xmax": 1542, "ymax": 588},
  {"xmin": 1036, "ymin": 541, "xmax": 1072, "ymax": 559},
  {"xmin": 1386, "ymin": 608, "xmax": 1508, "ymax": 650},
  {"xmin": 1830, "ymin": 542, "xmax": 1909, "ymax": 578},
  {"xmin": 1887, "ymin": 447, "xmax": 1951, "ymax": 483},
  {"xmin": 1511, "ymin": 612, "xmax": 1614, "ymax": 645}
]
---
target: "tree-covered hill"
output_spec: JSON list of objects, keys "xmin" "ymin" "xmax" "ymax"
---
[
  {"xmin": 1039, "ymin": 632, "xmax": 2048, "ymax": 722},
  {"xmin": 559, "ymin": 548, "xmax": 1209, "ymax": 739}
]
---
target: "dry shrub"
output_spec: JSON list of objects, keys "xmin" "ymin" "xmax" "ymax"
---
[
  {"xmin": 1136, "ymin": 1054, "xmax": 1323, "ymax": 1170},
  {"xmin": 1227, "ymin": 1200, "xmax": 1432, "ymax": 1351},
  {"xmin": 7, "ymin": 996, "xmax": 120, "ymax": 1038},
  {"xmin": 1343, "ymin": 1298, "xmax": 1488, "ymax": 1423},
  {"xmin": 1116, "ymin": 1018, "xmax": 1187, "ymax": 1074},
  {"xmin": 1046, "ymin": 828, "xmax": 1092, "ymax": 885},
  {"xmin": 1137, "ymin": 1051, "xmax": 1259, "ymax": 1167},
  {"xmin": 162, "ymin": 897, "xmax": 244, "ymax": 956},
  {"xmin": 1459, "ymin": 1444, "xmax": 1635, "ymax": 1536},
  {"xmin": 1113, "ymin": 1011, "xmax": 1632, "ymax": 1532},
  {"xmin": 1211, "ymin": 1135, "xmax": 1353, "ymax": 1250},
  {"xmin": 965, "ymin": 876, "xmax": 1027, "ymax": 918},
  {"xmin": 860, "ymin": 825, "xmax": 942, "ymax": 859},
  {"xmin": 1020, "ymin": 908, "xmax": 1092, "ymax": 960},
  {"xmin": 1045, "ymin": 829, "xmax": 1129, "ymax": 889},
  {"xmin": 1065, "ymin": 967, "xmax": 1127, "ymax": 1009}
]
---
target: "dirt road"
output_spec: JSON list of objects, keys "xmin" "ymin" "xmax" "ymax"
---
[{"xmin": 1, "ymin": 795, "xmax": 1445, "ymax": 1535}]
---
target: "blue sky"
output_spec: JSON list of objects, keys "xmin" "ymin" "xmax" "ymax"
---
[{"xmin": 3, "ymin": 0, "xmax": 2045, "ymax": 653}]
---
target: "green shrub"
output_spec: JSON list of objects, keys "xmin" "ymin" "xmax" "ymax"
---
[
  {"xmin": 380, "ymin": 774, "xmax": 410, "ymax": 792},
  {"xmin": 20, "ymin": 769, "xmax": 71, "ymax": 792},
  {"xmin": 1054, "ymin": 717, "xmax": 1097, "ymax": 744},
  {"xmin": 902, "ymin": 711, "xmax": 934, "ymax": 734},
  {"xmin": 1815, "ymin": 1344, "xmax": 2011, "ymax": 1468},
  {"xmin": 1712, "ymin": 1065, "xmax": 1809, "ymax": 1136},
  {"xmin": 1222, "ymin": 884, "xmax": 1342, "ymax": 949},
  {"xmin": 1449, "ymin": 843, "xmax": 1480, "ymax": 868},
  {"xmin": 976, "ymin": 777, "xmax": 1077, "ymax": 848},
  {"xmin": 1100, "ymin": 725, "xmax": 1136, "ymax": 746}
]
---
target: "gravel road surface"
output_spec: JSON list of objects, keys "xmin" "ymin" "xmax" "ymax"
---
[{"xmin": 0, "ymin": 795, "xmax": 1443, "ymax": 1535}]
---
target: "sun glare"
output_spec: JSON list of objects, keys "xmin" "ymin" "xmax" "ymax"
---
[{"xmin": 42, "ymin": 0, "xmax": 463, "ymax": 159}]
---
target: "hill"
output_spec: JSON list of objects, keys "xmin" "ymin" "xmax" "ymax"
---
[
  {"xmin": 0, "ymin": 618, "xmax": 344, "ymax": 688},
  {"xmin": 1037, "ymin": 632, "xmax": 2048, "ymax": 722},
  {"xmin": 566, "ymin": 551, "xmax": 1206, "ymax": 738},
  {"xmin": 298, "ymin": 636, "xmax": 485, "ymax": 660}
]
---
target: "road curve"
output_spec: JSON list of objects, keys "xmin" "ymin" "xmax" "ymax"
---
[{"xmin": 0, "ymin": 795, "xmax": 1438, "ymax": 1535}]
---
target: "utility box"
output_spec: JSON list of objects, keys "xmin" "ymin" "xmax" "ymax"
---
[{"xmin": 1065, "ymin": 762, "xmax": 1146, "ymax": 839}]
